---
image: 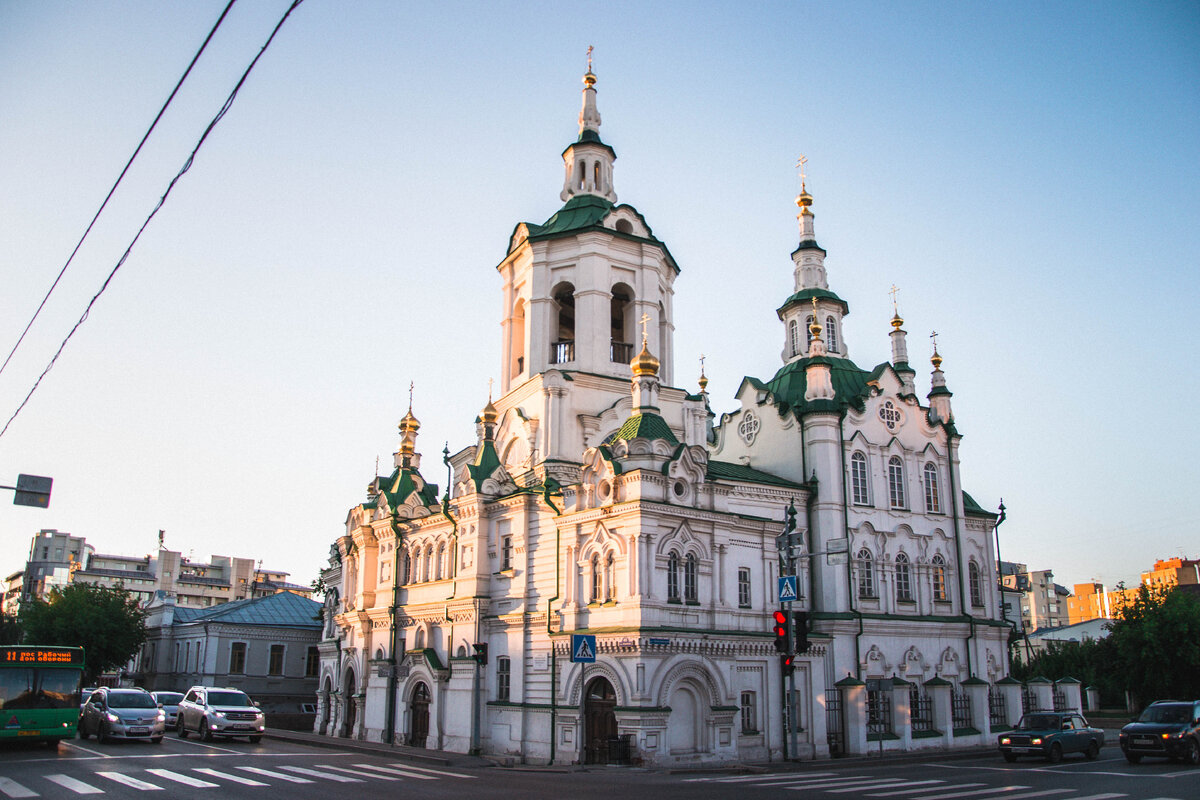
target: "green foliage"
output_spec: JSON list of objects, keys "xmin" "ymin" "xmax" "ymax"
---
[
  {"xmin": 0, "ymin": 610, "xmax": 21, "ymax": 645},
  {"xmin": 1106, "ymin": 583, "xmax": 1200, "ymax": 708},
  {"xmin": 19, "ymin": 583, "xmax": 147, "ymax": 684},
  {"xmin": 1010, "ymin": 638, "xmax": 1121, "ymax": 706}
]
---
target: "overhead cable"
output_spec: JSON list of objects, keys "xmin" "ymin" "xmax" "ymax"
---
[{"xmin": 0, "ymin": 0, "xmax": 307, "ymax": 442}]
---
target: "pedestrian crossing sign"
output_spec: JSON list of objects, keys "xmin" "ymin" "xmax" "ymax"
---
[
  {"xmin": 778, "ymin": 575, "xmax": 798, "ymax": 602},
  {"xmin": 570, "ymin": 633, "xmax": 597, "ymax": 663}
]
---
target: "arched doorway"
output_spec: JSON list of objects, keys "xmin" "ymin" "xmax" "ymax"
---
[
  {"xmin": 584, "ymin": 676, "xmax": 617, "ymax": 764},
  {"xmin": 341, "ymin": 670, "xmax": 357, "ymax": 738},
  {"xmin": 318, "ymin": 676, "xmax": 333, "ymax": 735},
  {"xmin": 668, "ymin": 683, "xmax": 701, "ymax": 754},
  {"xmin": 409, "ymin": 682, "xmax": 430, "ymax": 748}
]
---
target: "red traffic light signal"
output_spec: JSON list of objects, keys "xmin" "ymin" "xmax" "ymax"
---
[
  {"xmin": 772, "ymin": 610, "xmax": 789, "ymax": 652},
  {"xmin": 781, "ymin": 653, "xmax": 795, "ymax": 675}
]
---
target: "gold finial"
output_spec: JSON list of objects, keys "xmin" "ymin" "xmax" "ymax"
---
[
  {"xmin": 584, "ymin": 45, "xmax": 596, "ymax": 86},
  {"xmin": 400, "ymin": 381, "xmax": 420, "ymax": 432},
  {"xmin": 639, "ymin": 312, "xmax": 651, "ymax": 346},
  {"xmin": 481, "ymin": 378, "xmax": 499, "ymax": 425},
  {"xmin": 630, "ymin": 313, "xmax": 660, "ymax": 377},
  {"xmin": 930, "ymin": 331, "xmax": 942, "ymax": 369},
  {"xmin": 809, "ymin": 296, "xmax": 823, "ymax": 339},
  {"xmin": 889, "ymin": 284, "xmax": 904, "ymax": 329},
  {"xmin": 795, "ymin": 154, "xmax": 813, "ymax": 212},
  {"xmin": 698, "ymin": 353, "xmax": 708, "ymax": 393}
]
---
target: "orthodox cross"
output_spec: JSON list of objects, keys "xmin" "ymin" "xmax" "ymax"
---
[
  {"xmin": 796, "ymin": 154, "xmax": 808, "ymax": 191},
  {"xmin": 587, "ymin": 45, "xmax": 593, "ymax": 73},
  {"xmin": 487, "ymin": 377, "xmax": 494, "ymax": 401},
  {"xmin": 889, "ymin": 284, "xmax": 900, "ymax": 313},
  {"xmin": 930, "ymin": 330, "xmax": 939, "ymax": 353},
  {"xmin": 699, "ymin": 353, "xmax": 706, "ymax": 373},
  {"xmin": 408, "ymin": 381, "xmax": 414, "ymax": 411},
  {"xmin": 639, "ymin": 312, "xmax": 651, "ymax": 345}
]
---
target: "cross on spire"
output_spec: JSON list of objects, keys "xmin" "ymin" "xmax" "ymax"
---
[
  {"xmin": 889, "ymin": 284, "xmax": 900, "ymax": 313},
  {"xmin": 930, "ymin": 330, "xmax": 939, "ymax": 353},
  {"xmin": 487, "ymin": 377, "xmax": 494, "ymax": 401},
  {"xmin": 408, "ymin": 381, "xmax": 414, "ymax": 411},
  {"xmin": 639, "ymin": 312, "xmax": 651, "ymax": 345},
  {"xmin": 587, "ymin": 45, "xmax": 593, "ymax": 73},
  {"xmin": 796, "ymin": 154, "xmax": 808, "ymax": 192}
]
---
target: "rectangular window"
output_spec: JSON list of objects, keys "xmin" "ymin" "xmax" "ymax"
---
[
  {"xmin": 306, "ymin": 646, "xmax": 319, "ymax": 677},
  {"xmin": 268, "ymin": 644, "xmax": 285, "ymax": 676},
  {"xmin": 229, "ymin": 642, "xmax": 246, "ymax": 674},
  {"xmin": 501, "ymin": 535, "xmax": 513, "ymax": 571},
  {"xmin": 740, "ymin": 690, "xmax": 757, "ymax": 733},
  {"xmin": 737, "ymin": 568, "xmax": 752, "ymax": 608},
  {"xmin": 497, "ymin": 656, "xmax": 511, "ymax": 702}
]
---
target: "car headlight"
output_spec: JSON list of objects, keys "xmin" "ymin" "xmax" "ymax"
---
[
  {"xmin": 1031, "ymin": 737, "xmax": 1042, "ymax": 745},
  {"xmin": 106, "ymin": 712, "xmax": 119, "ymax": 723},
  {"xmin": 1000, "ymin": 737, "xmax": 1011, "ymax": 745}
]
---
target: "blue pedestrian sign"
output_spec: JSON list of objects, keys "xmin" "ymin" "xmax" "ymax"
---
[
  {"xmin": 570, "ymin": 634, "xmax": 597, "ymax": 663},
  {"xmin": 777, "ymin": 575, "xmax": 798, "ymax": 603}
]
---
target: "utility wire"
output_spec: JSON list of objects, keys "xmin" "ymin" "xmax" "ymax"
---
[
  {"xmin": 0, "ymin": 0, "xmax": 306, "ymax": 442},
  {"xmin": 0, "ymin": 0, "xmax": 238, "ymax": 381}
]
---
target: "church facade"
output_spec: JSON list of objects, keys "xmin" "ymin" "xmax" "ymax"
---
[{"xmin": 313, "ymin": 65, "xmax": 1010, "ymax": 765}]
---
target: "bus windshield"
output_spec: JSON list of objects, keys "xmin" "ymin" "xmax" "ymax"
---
[{"xmin": 0, "ymin": 667, "xmax": 80, "ymax": 710}]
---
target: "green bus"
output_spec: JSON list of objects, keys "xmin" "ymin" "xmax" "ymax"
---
[{"xmin": 0, "ymin": 646, "xmax": 85, "ymax": 748}]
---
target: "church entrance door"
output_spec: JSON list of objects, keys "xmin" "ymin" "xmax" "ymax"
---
[
  {"xmin": 584, "ymin": 676, "xmax": 617, "ymax": 764},
  {"xmin": 410, "ymin": 682, "xmax": 430, "ymax": 748}
]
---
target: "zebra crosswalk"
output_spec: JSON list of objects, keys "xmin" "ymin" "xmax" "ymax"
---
[
  {"xmin": 0, "ymin": 761, "xmax": 474, "ymax": 797},
  {"xmin": 680, "ymin": 772, "xmax": 1187, "ymax": 800}
]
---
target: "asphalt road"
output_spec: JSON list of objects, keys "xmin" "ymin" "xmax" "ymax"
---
[{"xmin": 0, "ymin": 734, "xmax": 1195, "ymax": 800}]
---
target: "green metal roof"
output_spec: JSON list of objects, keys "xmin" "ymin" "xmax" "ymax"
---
[
  {"xmin": 777, "ymin": 287, "xmax": 849, "ymax": 316},
  {"xmin": 962, "ymin": 491, "xmax": 998, "ymax": 519},
  {"xmin": 604, "ymin": 413, "xmax": 679, "ymax": 445},
  {"xmin": 382, "ymin": 466, "xmax": 439, "ymax": 509},
  {"xmin": 758, "ymin": 356, "xmax": 880, "ymax": 415},
  {"xmin": 467, "ymin": 439, "xmax": 504, "ymax": 489},
  {"xmin": 171, "ymin": 590, "xmax": 321, "ymax": 629},
  {"xmin": 526, "ymin": 194, "xmax": 613, "ymax": 237},
  {"xmin": 706, "ymin": 460, "xmax": 804, "ymax": 489}
]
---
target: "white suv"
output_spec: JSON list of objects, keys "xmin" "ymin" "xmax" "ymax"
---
[{"xmin": 176, "ymin": 686, "xmax": 265, "ymax": 742}]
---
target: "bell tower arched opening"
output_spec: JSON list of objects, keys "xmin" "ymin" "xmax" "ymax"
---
[
  {"xmin": 511, "ymin": 298, "xmax": 526, "ymax": 380},
  {"xmin": 551, "ymin": 282, "xmax": 576, "ymax": 365},
  {"xmin": 610, "ymin": 283, "xmax": 634, "ymax": 363}
]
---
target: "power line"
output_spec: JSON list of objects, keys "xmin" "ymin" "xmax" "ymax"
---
[
  {"xmin": 0, "ymin": 0, "xmax": 238, "ymax": 381},
  {"xmin": 0, "ymin": 0, "xmax": 307, "ymax": 442}
]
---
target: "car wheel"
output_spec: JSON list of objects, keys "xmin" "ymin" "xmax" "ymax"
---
[
  {"xmin": 200, "ymin": 717, "xmax": 213, "ymax": 742},
  {"xmin": 177, "ymin": 717, "xmax": 188, "ymax": 738},
  {"xmin": 1085, "ymin": 741, "xmax": 1099, "ymax": 760},
  {"xmin": 1125, "ymin": 752, "xmax": 1142, "ymax": 764},
  {"xmin": 1047, "ymin": 742, "xmax": 1063, "ymax": 763},
  {"xmin": 1002, "ymin": 753, "xmax": 1017, "ymax": 763},
  {"xmin": 1186, "ymin": 738, "xmax": 1200, "ymax": 766},
  {"xmin": 249, "ymin": 735, "xmax": 262, "ymax": 743}
]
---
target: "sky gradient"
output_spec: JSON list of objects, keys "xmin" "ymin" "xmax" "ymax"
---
[{"xmin": 1, "ymin": 1, "xmax": 1197, "ymax": 592}]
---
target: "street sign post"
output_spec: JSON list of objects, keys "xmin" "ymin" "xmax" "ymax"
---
[
  {"xmin": 6, "ymin": 474, "xmax": 53, "ymax": 508},
  {"xmin": 570, "ymin": 634, "xmax": 596, "ymax": 663},
  {"xmin": 777, "ymin": 575, "xmax": 798, "ymax": 603}
]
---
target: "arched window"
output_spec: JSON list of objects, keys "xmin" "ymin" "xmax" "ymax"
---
[
  {"xmin": 969, "ymin": 561, "xmax": 983, "ymax": 607},
  {"xmin": 552, "ymin": 283, "xmax": 576, "ymax": 364},
  {"xmin": 888, "ymin": 456, "xmax": 906, "ymax": 509},
  {"xmin": 594, "ymin": 161, "xmax": 601, "ymax": 191},
  {"xmin": 424, "ymin": 545, "xmax": 434, "ymax": 582},
  {"xmin": 400, "ymin": 550, "xmax": 411, "ymax": 584},
  {"xmin": 610, "ymin": 284, "xmax": 634, "ymax": 362},
  {"xmin": 591, "ymin": 554, "xmax": 602, "ymax": 603},
  {"xmin": 924, "ymin": 462, "xmax": 941, "ymax": 513},
  {"xmin": 684, "ymin": 553, "xmax": 698, "ymax": 602},
  {"xmin": 436, "ymin": 543, "xmax": 446, "ymax": 580},
  {"xmin": 895, "ymin": 552, "xmax": 913, "ymax": 602},
  {"xmin": 667, "ymin": 551, "xmax": 680, "ymax": 601},
  {"xmin": 789, "ymin": 319, "xmax": 800, "ymax": 356},
  {"xmin": 851, "ymin": 452, "xmax": 870, "ymax": 505},
  {"xmin": 577, "ymin": 160, "xmax": 585, "ymax": 189},
  {"xmin": 826, "ymin": 316, "xmax": 838, "ymax": 353},
  {"xmin": 605, "ymin": 552, "xmax": 615, "ymax": 602},
  {"xmin": 856, "ymin": 548, "xmax": 876, "ymax": 598},
  {"xmin": 511, "ymin": 298, "xmax": 526, "ymax": 380},
  {"xmin": 805, "ymin": 315, "xmax": 815, "ymax": 347},
  {"xmin": 932, "ymin": 554, "xmax": 948, "ymax": 602}
]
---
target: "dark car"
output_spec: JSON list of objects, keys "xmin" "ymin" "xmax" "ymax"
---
[
  {"xmin": 998, "ymin": 711, "xmax": 1104, "ymax": 762},
  {"xmin": 1119, "ymin": 700, "xmax": 1200, "ymax": 765},
  {"xmin": 78, "ymin": 687, "xmax": 166, "ymax": 743}
]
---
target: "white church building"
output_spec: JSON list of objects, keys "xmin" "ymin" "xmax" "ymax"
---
[{"xmin": 313, "ymin": 63, "xmax": 1013, "ymax": 765}]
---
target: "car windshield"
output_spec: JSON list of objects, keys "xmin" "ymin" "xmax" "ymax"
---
[
  {"xmin": 1138, "ymin": 705, "xmax": 1190, "ymax": 724},
  {"xmin": 154, "ymin": 693, "xmax": 184, "ymax": 704},
  {"xmin": 208, "ymin": 691, "xmax": 252, "ymax": 707},
  {"xmin": 1016, "ymin": 714, "xmax": 1059, "ymax": 730},
  {"xmin": 107, "ymin": 692, "xmax": 157, "ymax": 709}
]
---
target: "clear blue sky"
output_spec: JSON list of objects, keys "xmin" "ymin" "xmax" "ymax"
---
[{"xmin": 1, "ymin": 1, "xmax": 1196, "ymax": 591}]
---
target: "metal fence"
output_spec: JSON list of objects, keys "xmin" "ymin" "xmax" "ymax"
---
[
  {"xmin": 910, "ymin": 688, "xmax": 933, "ymax": 733},
  {"xmin": 1052, "ymin": 689, "xmax": 1068, "ymax": 711},
  {"xmin": 825, "ymin": 689, "xmax": 844, "ymax": 756},
  {"xmin": 951, "ymin": 691, "xmax": 972, "ymax": 729},
  {"xmin": 867, "ymin": 689, "xmax": 893, "ymax": 735},
  {"xmin": 988, "ymin": 688, "xmax": 1008, "ymax": 727},
  {"xmin": 1021, "ymin": 685, "xmax": 1036, "ymax": 713}
]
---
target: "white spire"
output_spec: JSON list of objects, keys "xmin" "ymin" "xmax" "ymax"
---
[{"xmin": 560, "ymin": 50, "xmax": 617, "ymax": 203}]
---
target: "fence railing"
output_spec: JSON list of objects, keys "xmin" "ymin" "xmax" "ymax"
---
[
  {"xmin": 910, "ymin": 689, "xmax": 934, "ymax": 733},
  {"xmin": 825, "ymin": 689, "xmax": 844, "ymax": 756},
  {"xmin": 988, "ymin": 688, "xmax": 1008, "ymax": 727},
  {"xmin": 951, "ymin": 691, "xmax": 972, "ymax": 729}
]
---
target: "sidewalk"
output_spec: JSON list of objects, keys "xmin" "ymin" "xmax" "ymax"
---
[{"xmin": 264, "ymin": 728, "xmax": 493, "ymax": 769}]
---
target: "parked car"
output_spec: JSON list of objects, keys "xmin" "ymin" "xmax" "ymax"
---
[
  {"xmin": 176, "ymin": 686, "xmax": 265, "ymax": 742},
  {"xmin": 998, "ymin": 711, "xmax": 1103, "ymax": 762},
  {"xmin": 1119, "ymin": 700, "xmax": 1200, "ymax": 765},
  {"xmin": 150, "ymin": 691, "xmax": 184, "ymax": 728},
  {"xmin": 78, "ymin": 687, "xmax": 96, "ymax": 715},
  {"xmin": 78, "ymin": 687, "xmax": 165, "ymax": 743}
]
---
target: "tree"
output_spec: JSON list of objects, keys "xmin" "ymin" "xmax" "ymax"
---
[
  {"xmin": 1106, "ymin": 583, "xmax": 1200, "ymax": 709},
  {"xmin": 19, "ymin": 583, "xmax": 147, "ymax": 684},
  {"xmin": 0, "ymin": 610, "xmax": 20, "ymax": 645}
]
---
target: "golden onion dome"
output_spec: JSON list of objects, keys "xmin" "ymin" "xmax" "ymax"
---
[
  {"xmin": 399, "ymin": 408, "xmax": 420, "ymax": 432},
  {"xmin": 480, "ymin": 399, "xmax": 499, "ymax": 426},
  {"xmin": 891, "ymin": 312, "xmax": 904, "ymax": 330},
  {"xmin": 931, "ymin": 350, "xmax": 943, "ymax": 370},
  {"xmin": 631, "ymin": 340, "xmax": 660, "ymax": 377}
]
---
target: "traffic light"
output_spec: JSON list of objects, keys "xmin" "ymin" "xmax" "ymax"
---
[
  {"xmin": 772, "ymin": 610, "xmax": 790, "ymax": 653},
  {"xmin": 781, "ymin": 653, "xmax": 795, "ymax": 675},
  {"xmin": 793, "ymin": 611, "xmax": 809, "ymax": 653},
  {"xmin": 472, "ymin": 642, "xmax": 488, "ymax": 666}
]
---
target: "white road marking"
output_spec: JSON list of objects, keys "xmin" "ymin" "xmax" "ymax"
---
[
  {"xmin": 870, "ymin": 784, "xmax": 985, "ymax": 797},
  {"xmin": 1069, "ymin": 794, "xmax": 1128, "ymax": 800},
  {"xmin": 236, "ymin": 766, "xmax": 314, "ymax": 783},
  {"xmin": 95, "ymin": 772, "xmax": 163, "ymax": 790},
  {"xmin": 44, "ymin": 775, "xmax": 102, "ymax": 795},
  {"xmin": 193, "ymin": 768, "xmax": 268, "ymax": 786},
  {"xmin": 831, "ymin": 780, "xmax": 944, "ymax": 794},
  {"xmin": 787, "ymin": 778, "xmax": 905, "ymax": 791},
  {"xmin": 990, "ymin": 792, "xmax": 1078, "ymax": 800},
  {"xmin": 278, "ymin": 766, "xmax": 362, "ymax": 782},
  {"xmin": 768, "ymin": 775, "xmax": 877, "ymax": 787},
  {"xmin": 350, "ymin": 761, "xmax": 476, "ymax": 779},
  {"xmin": 347, "ymin": 763, "xmax": 437, "ymax": 780},
  {"xmin": 143, "ymin": 769, "xmax": 218, "ymax": 788},
  {"xmin": 692, "ymin": 772, "xmax": 838, "ymax": 783},
  {"xmin": 316, "ymin": 765, "xmax": 401, "ymax": 781},
  {"xmin": 912, "ymin": 786, "xmax": 1031, "ymax": 800},
  {"xmin": 0, "ymin": 776, "xmax": 38, "ymax": 799}
]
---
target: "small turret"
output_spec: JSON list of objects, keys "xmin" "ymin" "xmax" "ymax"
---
[
  {"xmin": 560, "ymin": 47, "xmax": 617, "ymax": 203},
  {"xmin": 888, "ymin": 286, "xmax": 917, "ymax": 395},
  {"xmin": 630, "ymin": 313, "xmax": 661, "ymax": 411},
  {"xmin": 804, "ymin": 297, "xmax": 836, "ymax": 402},
  {"xmin": 927, "ymin": 334, "xmax": 954, "ymax": 424},
  {"xmin": 395, "ymin": 384, "xmax": 421, "ymax": 469}
]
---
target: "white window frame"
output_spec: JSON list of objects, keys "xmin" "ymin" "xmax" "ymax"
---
[
  {"xmin": 888, "ymin": 456, "xmax": 907, "ymax": 509},
  {"xmin": 923, "ymin": 462, "xmax": 942, "ymax": 514},
  {"xmin": 850, "ymin": 451, "xmax": 870, "ymax": 505}
]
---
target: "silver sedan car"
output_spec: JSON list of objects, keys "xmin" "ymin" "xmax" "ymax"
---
[{"xmin": 79, "ymin": 687, "xmax": 166, "ymax": 743}]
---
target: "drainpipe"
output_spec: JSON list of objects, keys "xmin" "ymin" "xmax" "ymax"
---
[
  {"xmin": 945, "ymin": 430, "xmax": 974, "ymax": 678},
  {"xmin": 545, "ymin": 503, "xmax": 563, "ymax": 763},
  {"xmin": 385, "ymin": 513, "xmax": 402, "ymax": 744},
  {"xmin": 837, "ymin": 413, "xmax": 864, "ymax": 678}
]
